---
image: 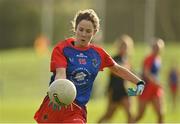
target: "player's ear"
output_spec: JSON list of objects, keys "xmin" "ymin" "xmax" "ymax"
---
[{"xmin": 93, "ymin": 29, "xmax": 97, "ymax": 35}]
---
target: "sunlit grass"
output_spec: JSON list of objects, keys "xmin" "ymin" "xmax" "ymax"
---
[{"xmin": 0, "ymin": 42, "xmax": 180, "ymax": 122}]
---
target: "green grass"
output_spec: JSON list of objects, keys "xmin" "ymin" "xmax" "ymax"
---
[{"xmin": 0, "ymin": 43, "xmax": 180, "ymax": 123}]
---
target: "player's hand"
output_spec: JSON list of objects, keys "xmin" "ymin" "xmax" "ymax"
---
[
  {"xmin": 127, "ymin": 81, "xmax": 145, "ymax": 96},
  {"xmin": 47, "ymin": 92, "xmax": 66, "ymax": 111}
]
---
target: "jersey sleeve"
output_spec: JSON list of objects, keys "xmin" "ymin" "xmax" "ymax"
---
[
  {"xmin": 50, "ymin": 43, "xmax": 67, "ymax": 72},
  {"xmin": 143, "ymin": 55, "xmax": 152, "ymax": 70}
]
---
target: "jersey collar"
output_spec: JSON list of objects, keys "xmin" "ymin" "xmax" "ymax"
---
[{"xmin": 66, "ymin": 38, "xmax": 91, "ymax": 51}]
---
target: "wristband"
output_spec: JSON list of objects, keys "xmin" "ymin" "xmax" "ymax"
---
[{"xmin": 137, "ymin": 80, "xmax": 145, "ymax": 85}]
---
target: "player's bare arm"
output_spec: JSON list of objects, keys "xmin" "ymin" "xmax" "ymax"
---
[
  {"xmin": 109, "ymin": 62, "xmax": 141, "ymax": 84},
  {"xmin": 55, "ymin": 68, "xmax": 66, "ymax": 80}
]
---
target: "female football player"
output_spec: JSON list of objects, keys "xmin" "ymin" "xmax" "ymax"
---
[
  {"xmin": 134, "ymin": 38, "xmax": 165, "ymax": 123},
  {"xmin": 98, "ymin": 34, "xmax": 134, "ymax": 123},
  {"xmin": 168, "ymin": 64, "xmax": 179, "ymax": 110},
  {"xmin": 34, "ymin": 9, "xmax": 145, "ymax": 123}
]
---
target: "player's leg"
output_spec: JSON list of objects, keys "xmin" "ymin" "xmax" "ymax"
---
[
  {"xmin": 134, "ymin": 82, "xmax": 157, "ymax": 122},
  {"xmin": 151, "ymin": 96, "xmax": 164, "ymax": 123},
  {"xmin": 121, "ymin": 96, "xmax": 133, "ymax": 123},
  {"xmin": 171, "ymin": 84, "xmax": 177, "ymax": 109},
  {"xmin": 98, "ymin": 92, "xmax": 118, "ymax": 123},
  {"xmin": 134, "ymin": 99, "xmax": 147, "ymax": 122},
  {"xmin": 151, "ymin": 84, "xmax": 164, "ymax": 123},
  {"xmin": 98, "ymin": 101, "xmax": 118, "ymax": 123},
  {"xmin": 172, "ymin": 90, "xmax": 177, "ymax": 109}
]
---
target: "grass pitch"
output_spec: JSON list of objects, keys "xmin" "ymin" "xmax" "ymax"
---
[{"xmin": 0, "ymin": 42, "xmax": 180, "ymax": 123}]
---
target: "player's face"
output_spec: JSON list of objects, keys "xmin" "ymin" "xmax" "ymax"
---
[
  {"xmin": 152, "ymin": 39, "xmax": 164, "ymax": 55},
  {"xmin": 75, "ymin": 20, "xmax": 96, "ymax": 47},
  {"xmin": 118, "ymin": 42, "xmax": 127, "ymax": 55},
  {"xmin": 152, "ymin": 42, "xmax": 163, "ymax": 55}
]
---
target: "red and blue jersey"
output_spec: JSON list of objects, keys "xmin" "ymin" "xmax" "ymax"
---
[
  {"xmin": 142, "ymin": 54, "xmax": 161, "ymax": 83},
  {"xmin": 169, "ymin": 69, "xmax": 178, "ymax": 84},
  {"xmin": 50, "ymin": 38, "xmax": 115, "ymax": 106},
  {"xmin": 139, "ymin": 54, "xmax": 163, "ymax": 101}
]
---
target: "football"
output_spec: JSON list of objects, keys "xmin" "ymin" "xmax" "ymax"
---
[{"xmin": 48, "ymin": 79, "xmax": 77, "ymax": 106}]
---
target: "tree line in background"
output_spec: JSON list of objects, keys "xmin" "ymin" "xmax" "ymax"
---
[
  {"xmin": 0, "ymin": 0, "xmax": 93, "ymax": 49},
  {"xmin": 0, "ymin": 0, "xmax": 179, "ymax": 49},
  {"xmin": 105, "ymin": 0, "xmax": 180, "ymax": 42}
]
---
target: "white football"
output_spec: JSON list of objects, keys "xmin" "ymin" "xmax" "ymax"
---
[{"xmin": 48, "ymin": 79, "xmax": 77, "ymax": 105}]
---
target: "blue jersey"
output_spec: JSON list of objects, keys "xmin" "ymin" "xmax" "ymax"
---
[
  {"xmin": 169, "ymin": 69, "xmax": 178, "ymax": 84},
  {"xmin": 143, "ymin": 54, "xmax": 161, "ymax": 83},
  {"xmin": 50, "ymin": 38, "xmax": 115, "ymax": 106}
]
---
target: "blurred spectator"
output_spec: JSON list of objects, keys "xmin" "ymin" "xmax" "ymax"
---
[
  {"xmin": 134, "ymin": 38, "xmax": 165, "ymax": 123},
  {"xmin": 168, "ymin": 64, "xmax": 179, "ymax": 110},
  {"xmin": 98, "ymin": 34, "xmax": 134, "ymax": 123},
  {"xmin": 34, "ymin": 35, "xmax": 50, "ymax": 56}
]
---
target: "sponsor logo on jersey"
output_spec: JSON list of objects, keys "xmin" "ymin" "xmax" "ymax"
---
[
  {"xmin": 70, "ymin": 68, "xmax": 91, "ymax": 86},
  {"xmin": 74, "ymin": 72, "xmax": 87, "ymax": 81},
  {"xmin": 76, "ymin": 53, "xmax": 87, "ymax": 58}
]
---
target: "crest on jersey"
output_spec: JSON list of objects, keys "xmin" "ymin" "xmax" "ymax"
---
[
  {"xmin": 92, "ymin": 59, "xmax": 98, "ymax": 68},
  {"xmin": 78, "ymin": 58, "xmax": 87, "ymax": 65}
]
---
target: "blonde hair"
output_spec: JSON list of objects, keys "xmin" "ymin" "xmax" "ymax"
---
[
  {"xmin": 117, "ymin": 34, "xmax": 134, "ymax": 55},
  {"xmin": 151, "ymin": 38, "xmax": 165, "ymax": 49},
  {"xmin": 72, "ymin": 9, "xmax": 100, "ymax": 32}
]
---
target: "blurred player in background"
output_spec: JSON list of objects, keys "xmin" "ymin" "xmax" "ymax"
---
[
  {"xmin": 168, "ymin": 64, "xmax": 179, "ymax": 110},
  {"xmin": 34, "ymin": 34, "xmax": 50, "ymax": 56},
  {"xmin": 98, "ymin": 34, "xmax": 134, "ymax": 123},
  {"xmin": 134, "ymin": 38, "xmax": 165, "ymax": 123}
]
